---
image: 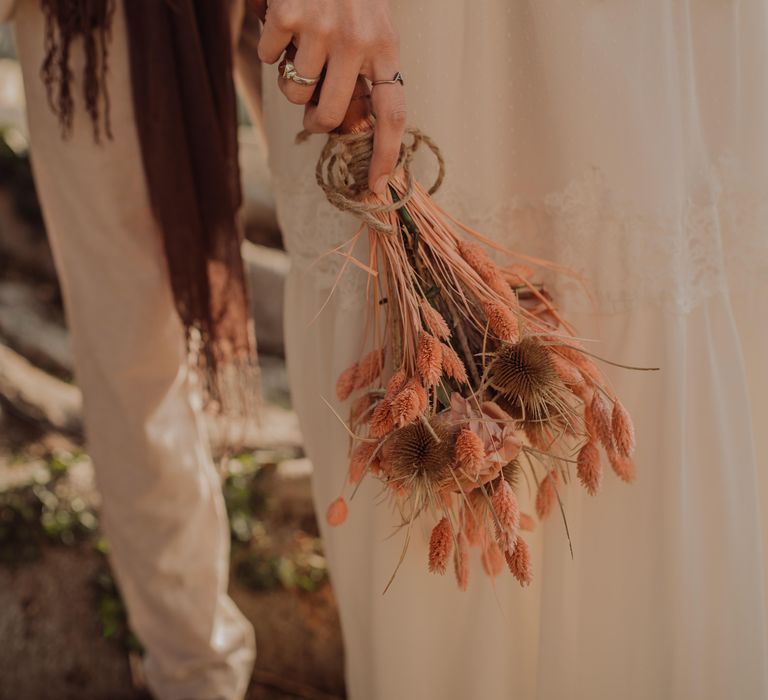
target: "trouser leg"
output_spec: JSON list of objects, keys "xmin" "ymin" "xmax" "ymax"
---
[{"xmin": 12, "ymin": 2, "xmax": 255, "ymax": 698}]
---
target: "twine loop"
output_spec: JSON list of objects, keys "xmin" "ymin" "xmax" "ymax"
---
[{"xmin": 297, "ymin": 125, "xmax": 445, "ymax": 233}]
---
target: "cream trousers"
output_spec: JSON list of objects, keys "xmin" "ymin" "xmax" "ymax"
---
[{"xmin": 10, "ymin": 1, "xmax": 255, "ymax": 698}]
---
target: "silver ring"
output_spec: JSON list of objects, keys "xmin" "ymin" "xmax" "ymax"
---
[
  {"xmin": 279, "ymin": 59, "xmax": 320, "ymax": 87},
  {"xmin": 371, "ymin": 72, "xmax": 405, "ymax": 87}
]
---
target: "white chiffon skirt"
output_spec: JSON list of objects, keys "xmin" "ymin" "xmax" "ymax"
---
[{"xmin": 263, "ymin": 2, "xmax": 768, "ymax": 698}]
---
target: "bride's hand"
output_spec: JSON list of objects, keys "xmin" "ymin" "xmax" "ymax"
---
[{"xmin": 257, "ymin": 0, "xmax": 405, "ymax": 195}]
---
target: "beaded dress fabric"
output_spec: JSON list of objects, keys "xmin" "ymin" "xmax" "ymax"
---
[{"xmin": 262, "ymin": 2, "xmax": 768, "ymax": 698}]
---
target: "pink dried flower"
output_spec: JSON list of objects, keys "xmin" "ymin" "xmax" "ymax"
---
[
  {"xmin": 326, "ymin": 497, "xmax": 348, "ymax": 527},
  {"xmin": 354, "ymin": 348, "xmax": 386, "ymax": 390},
  {"xmin": 369, "ymin": 399, "xmax": 395, "ymax": 437},
  {"xmin": 505, "ymin": 535, "xmax": 532, "ymax": 586},
  {"xmin": 428, "ymin": 516, "xmax": 453, "ymax": 575},
  {"xmin": 504, "ymin": 264, "xmax": 535, "ymax": 287},
  {"xmin": 535, "ymin": 470, "xmax": 559, "ymax": 519},
  {"xmin": 410, "ymin": 378, "xmax": 429, "ymax": 411},
  {"xmin": 336, "ymin": 363, "xmax": 358, "ymax": 401},
  {"xmin": 577, "ymin": 440, "xmax": 602, "ymax": 495},
  {"xmin": 419, "ymin": 298, "xmax": 451, "ymax": 340},
  {"xmin": 457, "ymin": 240, "xmax": 517, "ymax": 304},
  {"xmin": 484, "ymin": 301, "xmax": 519, "ymax": 342},
  {"xmin": 608, "ymin": 449, "xmax": 636, "ymax": 483},
  {"xmin": 416, "ymin": 332, "xmax": 443, "ymax": 386},
  {"xmin": 440, "ymin": 343, "xmax": 468, "ymax": 384},
  {"xmin": 460, "ymin": 503, "xmax": 482, "ymax": 547},
  {"xmin": 612, "ymin": 399, "xmax": 636, "ymax": 458},
  {"xmin": 481, "ymin": 539, "xmax": 505, "ymax": 577},
  {"xmin": 455, "ymin": 428, "xmax": 485, "ymax": 474},
  {"xmin": 454, "ymin": 531, "xmax": 470, "ymax": 591},
  {"xmin": 552, "ymin": 354, "xmax": 588, "ymax": 399}
]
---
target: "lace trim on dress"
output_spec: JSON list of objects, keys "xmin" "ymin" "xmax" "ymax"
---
[{"xmin": 272, "ymin": 153, "xmax": 768, "ymax": 315}]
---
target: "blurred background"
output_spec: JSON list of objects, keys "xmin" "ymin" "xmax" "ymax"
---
[{"xmin": 0, "ymin": 22, "xmax": 345, "ymax": 700}]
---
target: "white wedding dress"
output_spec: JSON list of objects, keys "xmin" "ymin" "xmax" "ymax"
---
[{"xmin": 261, "ymin": 2, "xmax": 768, "ymax": 698}]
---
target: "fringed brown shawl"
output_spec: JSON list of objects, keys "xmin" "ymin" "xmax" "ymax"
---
[{"xmin": 40, "ymin": 0, "xmax": 259, "ymax": 416}]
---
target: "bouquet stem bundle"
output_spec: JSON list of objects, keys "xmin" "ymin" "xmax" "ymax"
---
[{"xmin": 311, "ymin": 79, "xmax": 650, "ymax": 592}]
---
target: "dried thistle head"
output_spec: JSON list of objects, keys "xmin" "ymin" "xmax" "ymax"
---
[
  {"xmin": 381, "ymin": 417, "xmax": 458, "ymax": 491},
  {"xmin": 487, "ymin": 336, "xmax": 571, "ymax": 425}
]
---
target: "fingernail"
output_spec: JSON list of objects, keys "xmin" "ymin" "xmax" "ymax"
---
[{"xmin": 373, "ymin": 175, "xmax": 390, "ymax": 195}]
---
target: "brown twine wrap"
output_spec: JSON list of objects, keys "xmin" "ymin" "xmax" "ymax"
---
[{"xmin": 298, "ymin": 123, "xmax": 446, "ymax": 233}]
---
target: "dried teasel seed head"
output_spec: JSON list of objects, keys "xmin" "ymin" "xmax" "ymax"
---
[
  {"xmin": 608, "ymin": 448, "xmax": 636, "ymax": 483},
  {"xmin": 336, "ymin": 363, "xmax": 358, "ymax": 401},
  {"xmin": 381, "ymin": 417, "xmax": 458, "ymax": 489},
  {"xmin": 535, "ymin": 470, "xmax": 560, "ymax": 519},
  {"xmin": 416, "ymin": 332, "xmax": 443, "ymax": 386},
  {"xmin": 419, "ymin": 298, "xmax": 451, "ymax": 340},
  {"xmin": 488, "ymin": 337, "xmax": 563, "ymax": 421},
  {"xmin": 354, "ymin": 348, "xmax": 386, "ymax": 390},
  {"xmin": 428, "ymin": 516, "xmax": 454, "ymax": 575},
  {"xmin": 612, "ymin": 399, "xmax": 636, "ymax": 458},
  {"xmin": 455, "ymin": 428, "xmax": 485, "ymax": 474},
  {"xmin": 484, "ymin": 301, "xmax": 519, "ymax": 342},
  {"xmin": 454, "ymin": 531, "xmax": 470, "ymax": 591},
  {"xmin": 441, "ymin": 343, "xmax": 468, "ymax": 384},
  {"xmin": 577, "ymin": 440, "xmax": 602, "ymax": 495},
  {"xmin": 326, "ymin": 497, "xmax": 348, "ymax": 526},
  {"xmin": 505, "ymin": 535, "xmax": 532, "ymax": 586}
]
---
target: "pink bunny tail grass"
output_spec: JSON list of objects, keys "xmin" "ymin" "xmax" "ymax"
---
[
  {"xmin": 419, "ymin": 298, "xmax": 451, "ymax": 340},
  {"xmin": 441, "ymin": 343, "xmax": 469, "ymax": 384},
  {"xmin": 428, "ymin": 516, "xmax": 454, "ymax": 575},
  {"xmin": 416, "ymin": 332, "xmax": 444, "ymax": 386},
  {"xmin": 484, "ymin": 302, "xmax": 519, "ymax": 342},
  {"xmin": 326, "ymin": 497, "xmax": 348, "ymax": 527},
  {"xmin": 384, "ymin": 368, "xmax": 408, "ymax": 400},
  {"xmin": 410, "ymin": 377, "xmax": 429, "ymax": 412},
  {"xmin": 454, "ymin": 531, "xmax": 470, "ymax": 591},
  {"xmin": 612, "ymin": 399, "xmax": 636, "ymax": 458},
  {"xmin": 455, "ymin": 428, "xmax": 486, "ymax": 473},
  {"xmin": 577, "ymin": 440, "xmax": 603, "ymax": 496},
  {"xmin": 349, "ymin": 442, "xmax": 379, "ymax": 484},
  {"xmin": 390, "ymin": 384, "xmax": 422, "ymax": 427},
  {"xmin": 354, "ymin": 348, "xmax": 386, "ymax": 390},
  {"xmin": 350, "ymin": 394, "xmax": 372, "ymax": 425},
  {"xmin": 608, "ymin": 449, "xmax": 636, "ymax": 483},
  {"xmin": 369, "ymin": 399, "xmax": 395, "ymax": 438},
  {"xmin": 588, "ymin": 391, "xmax": 614, "ymax": 451},
  {"xmin": 505, "ymin": 535, "xmax": 533, "ymax": 587},
  {"xmin": 492, "ymin": 478, "xmax": 521, "ymax": 537},
  {"xmin": 555, "ymin": 343, "xmax": 604, "ymax": 386},
  {"xmin": 460, "ymin": 503, "xmax": 482, "ymax": 547},
  {"xmin": 504, "ymin": 264, "xmax": 535, "ymax": 286},
  {"xmin": 519, "ymin": 512, "xmax": 536, "ymax": 532},
  {"xmin": 535, "ymin": 470, "xmax": 560, "ymax": 519},
  {"xmin": 481, "ymin": 539, "xmax": 505, "ymax": 578},
  {"xmin": 336, "ymin": 363, "xmax": 358, "ymax": 401},
  {"xmin": 456, "ymin": 239, "xmax": 517, "ymax": 305}
]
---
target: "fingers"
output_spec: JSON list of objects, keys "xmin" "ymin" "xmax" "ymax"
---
[
  {"xmin": 303, "ymin": 54, "xmax": 362, "ymax": 134},
  {"xmin": 368, "ymin": 67, "xmax": 407, "ymax": 195},
  {"xmin": 278, "ymin": 40, "xmax": 326, "ymax": 105},
  {"xmin": 257, "ymin": 2, "xmax": 294, "ymax": 63}
]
